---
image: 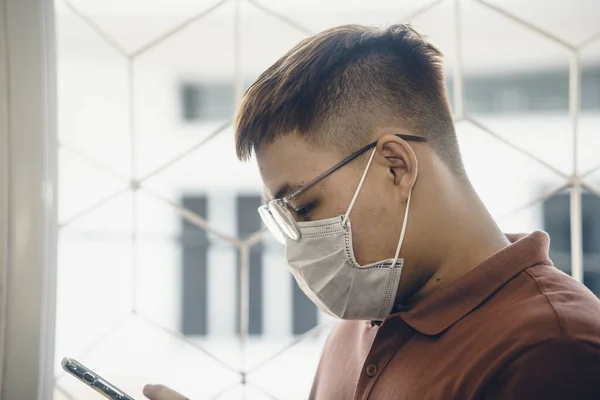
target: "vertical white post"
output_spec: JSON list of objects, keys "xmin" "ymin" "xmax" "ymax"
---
[
  {"xmin": 569, "ymin": 51, "xmax": 583, "ymax": 283},
  {"xmin": 0, "ymin": 0, "xmax": 58, "ymax": 398},
  {"xmin": 0, "ymin": 0, "xmax": 9, "ymax": 392},
  {"xmin": 453, "ymin": 0, "xmax": 464, "ymax": 120}
]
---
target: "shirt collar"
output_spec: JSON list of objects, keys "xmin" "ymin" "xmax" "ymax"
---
[{"xmin": 390, "ymin": 231, "xmax": 552, "ymax": 336}]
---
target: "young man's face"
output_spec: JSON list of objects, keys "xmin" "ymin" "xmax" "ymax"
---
[{"xmin": 256, "ymin": 130, "xmax": 416, "ymax": 267}]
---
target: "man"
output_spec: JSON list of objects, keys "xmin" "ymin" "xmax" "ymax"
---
[{"xmin": 145, "ymin": 24, "xmax": 600, "ymax": 400}]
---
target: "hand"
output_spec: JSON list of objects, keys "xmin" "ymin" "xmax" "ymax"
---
[{"xmin": 143, "ymin": 384, "xmax": 189, "ymax": 400}]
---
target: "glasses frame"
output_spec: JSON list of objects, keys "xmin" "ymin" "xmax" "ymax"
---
[{"xmin": 258, "ymin": 134, "xmax": 427, "ymax": 242}]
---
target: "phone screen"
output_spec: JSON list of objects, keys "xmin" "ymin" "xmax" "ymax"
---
[{"xmin": 61, "ymin": 357, "xmax": 135, "ymax": 400}]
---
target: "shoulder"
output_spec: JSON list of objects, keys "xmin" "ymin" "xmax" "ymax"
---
[
  {"xmin": 462, "ymin": 264, "xmax": 600, "ymax": 368},
  {"xmin": 483, "ymin": 339, "xmax": 600, "ymax": 400},
  {"xmin": 480, "ymin": 266, "xmax": 600, "ymax": 399},
  {"xmin": 483, "ymin": 264, "xmax": 600, "ymax": 341},
  {"xmin": 523, "ymin": 264, "xmax": 600, "ymax": 340}
]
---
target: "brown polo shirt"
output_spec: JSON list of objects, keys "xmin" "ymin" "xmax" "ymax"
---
[{"xmin": 309, "ymin": 231, "xmax": 600, "ymax": 399}]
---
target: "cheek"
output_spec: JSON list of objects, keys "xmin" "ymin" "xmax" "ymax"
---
[{"xmin": 348, "ymin": 195, "xmax": 397, "ymax": 265}]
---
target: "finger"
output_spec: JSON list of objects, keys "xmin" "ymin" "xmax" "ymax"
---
[{"xmin": 143, "ymin": 384, "xmax": 189, "ymax": 400}]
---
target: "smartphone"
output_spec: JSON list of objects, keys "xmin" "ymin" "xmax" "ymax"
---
[{"xmin": 61, "ymin": 357, "xmax": 135, "ymax": 400}]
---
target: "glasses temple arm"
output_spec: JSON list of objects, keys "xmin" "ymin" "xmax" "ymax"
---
[
  {"xmin": 286, "ymin": 142, "xmax": 377, "ymax": 200},
  {"xmin": 285, "ymin": 134, "xmax": 426, "ymax": 201}
]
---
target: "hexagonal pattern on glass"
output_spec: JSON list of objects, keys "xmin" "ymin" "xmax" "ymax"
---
[
  {"xmin": 58, "ymin": 147, "xmax": 129, "ymax": 224},
  {"xmin": 539, "ymin": 189, "xmax": 600, "ymax": 298},
  {"xmin": 408, "ymin": 0, "xmax": 455, "ymax": 77},
  {"xmin": 456, "ymin": 119, "xmax": 567, "ymax": 219},
  {"xmin": 140, "ymin": 128, "xmax": 263, "ymax": 205},
  {"xmin": 56, "ymin": 1, "xmax": 131, "ymax": 177},
  {"xmin": 249, "ymin": 0, "xmax": 442, "ymax": 34},
  {"xmin": 498, "ymin": 199, "xmax": 546, "ymax": 234},
  {"xmin": 62, "ymin": 0, "xmax": 226, "ymax": 55},
  {"xmin": 57, "ymin": 317, "xmax": 241, "ymax": 400},
  {"xmin": 133, "ymin": 0, "xmax": 235, "ymax": 179},
  {"xmin": 483, "ymin": 0, "xmax": 600, "ymax": 47},
  {"xmin": 461, "ymin": 0, "xmax": 574, "ymax": 174},
  {"xmin": 587, "ymin": 168, "xmax": 600, "ymax": 198},
  {"xmin": 245, "ymin": 324, "xmax": 333, "ymax": 400},
  {"xmin": 579, "ymin": 38, "xmax": 600, "ymax": 175},
  {"xmin": 535, "ymin": 188, "xmax": 572, "ymax": 271},
  {"xmin": 53, "ymin": 0, "xmax": 600, "ymax": 398},
  {"xmin": 240, "ymin": 0, "xmax": 309, "ymax": 90},
  {"xmin": 135, "ymin": 190, "xmax": 244, "ymax": 370},
  {"xmin": 55, "ymin": 191, "xmax": 134, "ymax": 377},
  {"xmin": 216, "ymin": 383, "xmax": 280, "ymax": 400},
  {"xmin": 581, "ymin": 190, "xmax": 600, "ymax": 298}
]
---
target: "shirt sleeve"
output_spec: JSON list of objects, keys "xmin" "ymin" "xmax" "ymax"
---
[{"xmin": 483, "ymin": 339, "xmax": 600, "ymax": 400}]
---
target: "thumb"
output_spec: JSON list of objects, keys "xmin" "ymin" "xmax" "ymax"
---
[{"xmin": 143, "ymin": 384, "xmax": 189, "ymax": 400}]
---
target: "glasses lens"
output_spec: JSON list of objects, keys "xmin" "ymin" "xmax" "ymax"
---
[
  {"xmin": 258, "ymin": 206, "xmax": 286, "ymax": 244},
  {"xmin": 270, "ymin": 202, "xmax": 301, "ymax": 241}
]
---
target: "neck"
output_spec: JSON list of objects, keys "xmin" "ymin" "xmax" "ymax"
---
[{"xmin": 401, "ymin": 183, "xmax": 510, "ymax": 308}]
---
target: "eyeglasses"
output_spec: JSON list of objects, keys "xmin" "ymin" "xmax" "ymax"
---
[{"xmin": 257, "ymin": 134, "xmax": 427, "ymax": 244}]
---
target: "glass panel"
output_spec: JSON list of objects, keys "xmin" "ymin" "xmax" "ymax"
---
[
  {"xmin": 579, "ymin": 38, "xmax": 600, "ymax": 175},
  {"xmin": 54, "ymin": 0, "xmax": 600, "ymax": 398},
  {"xmin": 409, "ymin": 0, "xmax": 455, "ymax": 77},
  {"xmin": 498, "ymin": 199, "xmax": 545, "ymax": 234},
  {"xmin": 249, "ymin": 0, "xmax": 441, "ymax": 34},
  {"xmin": 58, "ymin": 147, "xmax": 128, "ymax": 224},
  {"xmin": 242, "ymin": 0, "xmax": 454, "ymax": 89},
  {"xmin": 217, "ymin": 384, "xmax": 276, "ymax": 400},
  {"xmin": 484, "ymin": 0, "xmax": 600, "ymax": 46},
  {"xmin": 246, "ymin": 324, "xmax": 333, "ymax": 400},
  {"xmin": 135, "ymin": 190, "xmax": 243, "ymax": 370},
  {"xmin": 56, "ymin": 317, "xmax": 240, "ymax": 400},
  {"xmin": 588, "ymin": 169, "xmax": 600, "ymax": 195},
  {"xmin": 582, "ymin": 191, "xmax": 600, "ymax": 298},
  {"xmin": 456, "ymin": 119, "xmax": 566, "ymax": 220},
  {"xmin": 62, "ymin": 0, "xmax": 225, "ymax": 54},
  {"xmin": 542, "ymin": 189, "xmax": 572, "ymax": 275},
  {"xmin": 461, "ymin": 0, "xmax": 572, "ymax": 174},
  {"xmin": 55, "ymin": 191, "xmax": 134, "ymax": 378},
  {"xmin": 140, "ymin": 128, "xmax": 263, "ymax": 202},
  {"xmin": 133, "ymin": 1, "xmax": 235, "ymax": 178},
  {"xmin": 55, "ymin": 1, "xmax": 131, "ymax": 176},
  {"xmin": 539, "ymin": 189, "xmax": 600, "ymax": 297},
  {"xmin": 53, "ymin": 385, "xmax": 77, "ymax": 400},
  {"xmin": 260, "ymin": 234, "xmax": 293, "ymax": 337},
  {"xmin": 240, "ymin": 0, "xmax": 308, "ymax": 88}
]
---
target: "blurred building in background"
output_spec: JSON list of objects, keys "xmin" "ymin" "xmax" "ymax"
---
[{"xmin": 46, "ymin": 0, "xmax": 600, "ymax": 399}]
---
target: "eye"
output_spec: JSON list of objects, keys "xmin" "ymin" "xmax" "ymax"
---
[{"xmin": 293, "ymin": 202, "xmax": 316, "ymax": 221}]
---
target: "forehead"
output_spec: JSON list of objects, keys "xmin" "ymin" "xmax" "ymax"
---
[{"xmin": 256, "ymin": 135, "xmax": 339, "ymax": 200}]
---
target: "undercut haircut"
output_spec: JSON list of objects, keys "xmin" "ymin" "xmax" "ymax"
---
[{"xmin": 235, "ymin": 24, "xmax": 464, "ymax": 174}]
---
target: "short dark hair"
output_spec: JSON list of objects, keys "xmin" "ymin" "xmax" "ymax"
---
[{"xmin": 235, "ymin": 24, "xmax": 463, "ymax": 173}]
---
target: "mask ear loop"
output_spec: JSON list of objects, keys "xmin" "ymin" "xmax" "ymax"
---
[
  {"xmin": 342, "ymin": 148, "xmax": 377, "ymax": 227},
  {"xmin": 390, "ymin": 189, "xmax": 411, "ymax": 269}
]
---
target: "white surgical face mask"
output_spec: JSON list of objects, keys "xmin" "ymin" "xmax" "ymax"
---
[{"xmin": 284, "ymin": 148, "xmax": 412, "ymax": 321}]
